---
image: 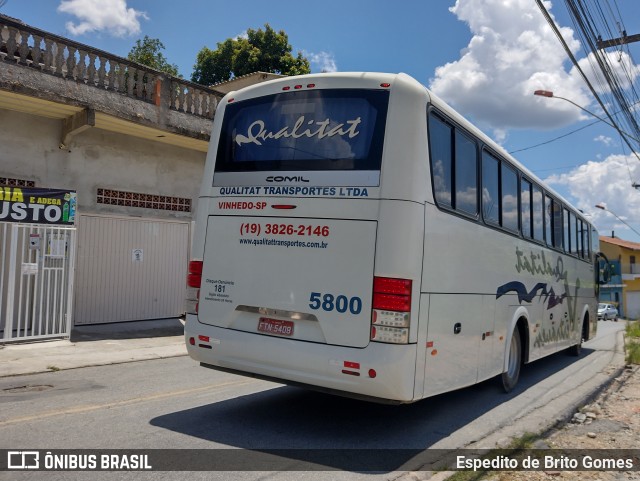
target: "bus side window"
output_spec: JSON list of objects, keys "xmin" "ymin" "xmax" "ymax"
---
[
  {"xmin": 481, "ymin": 151, "xmax": 499, "ymax": 224},
  {"xmin": 429, "ymin": 114, "xmax": 453, "ymax": 208},
  {"xmin": 570, "ymin": 212, "xmax": 578, "ymax": 255},
  {"xmin": 544, "ymin": 195, "xmax": 553, "ymax": 246},
  {"xmin": 563, "ymin": 207, "xmax": 570, "ymax": 253},
  {"xmin": 552, "ymin": 199, "xmax": 563, "ymax": 250},
  {"xmin": 577, "ymin": 218, "xmax": 584, "ymax": 257},
  {"xmin": 501, "ymin": 163, "xmax": 518, "ymax": 232},
  {"xmin": 454, "ymin": 130, "xmax": 478, "ymax": 215},
  {"xmin": 521, "ymin": 179, "xmax": 532, "ymax": 238},
  {"xmin": 532, "ymin": 184, "xmax": 544, "ymax": 241},
  {"xmin": 580, "ymin": 219, "xmax": 589, "ymax": 259}
]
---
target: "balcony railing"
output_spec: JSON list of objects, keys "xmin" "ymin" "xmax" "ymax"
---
[
  {"xmin": 616, "ymin": 263, "xmax": 640, "ymax": 279},
  {"xmin": 0, "ymin": 15, "xmax": 220, "ymax": 119}
]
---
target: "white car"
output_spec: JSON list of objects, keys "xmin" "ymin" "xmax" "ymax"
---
[{"xmin": 598, "ymin": 303, "xmax": 618, "ymax": 321}]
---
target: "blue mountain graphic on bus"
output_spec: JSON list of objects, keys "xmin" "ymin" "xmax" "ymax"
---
[{"xmin": 496, "ymin": 281, "xmax": 566, "ymax": 310}]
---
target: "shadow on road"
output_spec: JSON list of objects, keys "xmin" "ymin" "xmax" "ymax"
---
[{"xmin": 149, "ymin": 347, "xmax": 596, "ymax": 472}]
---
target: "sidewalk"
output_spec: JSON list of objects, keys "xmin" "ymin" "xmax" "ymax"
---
[{"xmin": 0, "ymin": 318, "xmax": 187, "ymax": 377}]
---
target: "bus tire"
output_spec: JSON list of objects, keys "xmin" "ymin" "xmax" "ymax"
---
[
  {"xmin": 569, "ymin": 316, "xmax": 588, "ymax": 357},
  {"xmin": 501, "ymin": 328, "xmax": 521, "ymax": 393}
]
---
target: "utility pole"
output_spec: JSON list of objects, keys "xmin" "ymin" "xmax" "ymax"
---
[
  {"xmin": 596, "ymin": 31, "xmax": 640, "ymax": 194},
  {"xmin": 597, "ymin": 32, "xmax": 640, "ymax": 50}
]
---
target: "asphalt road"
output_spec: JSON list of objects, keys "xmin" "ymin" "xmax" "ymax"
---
[{"xmin": 0, "ymin": 320, "xmax": 627, "ymax": 481}]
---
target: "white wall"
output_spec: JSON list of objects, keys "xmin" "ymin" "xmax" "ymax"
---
[
  {"xmin": 0, "ymin": 109, "xmax": 205, "ymax": 219},
  {"xmin": 0, "ymin": 108, "xmax": 207, "ymax": 324}
]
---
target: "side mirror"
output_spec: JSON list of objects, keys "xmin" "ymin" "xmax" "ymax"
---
[{"xmin": 595, "ymin": 252, "xmax": 611, "ymax": 285}]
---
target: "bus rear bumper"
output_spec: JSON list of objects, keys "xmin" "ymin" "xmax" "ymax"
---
[{"xmin": 185, "ymin": 316, "xmax": 418, "ymax": 403}]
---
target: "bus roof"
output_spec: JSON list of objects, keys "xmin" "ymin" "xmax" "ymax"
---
[{"xmin": 219, "ymin": 71, "xmax": 590, "ymax": 224}]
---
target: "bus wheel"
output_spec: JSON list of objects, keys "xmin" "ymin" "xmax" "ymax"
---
[
  {"xmin": 569, "ymin": 317, "xmax": 588, "ymax": 357},
  {"xmin": 501, "ymin": 328, "xmax": 521, "ymax": 393}
]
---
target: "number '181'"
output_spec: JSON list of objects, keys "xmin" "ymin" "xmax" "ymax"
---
[{"xmin": 309, "ymin": 292, "xmax": 362, "ymax": 315}]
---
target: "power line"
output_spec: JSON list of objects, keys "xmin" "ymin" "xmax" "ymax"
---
[
  {"xmin": 534, "ymin": 0, "xmax": 640, "ymax": 163},
  {"xmin": 563, "ymin": 0, "xmax": 640, "ymax": 147},
  {"xmin": 508, "ymin": 119, "xmax": 600, "ymax": 154}
]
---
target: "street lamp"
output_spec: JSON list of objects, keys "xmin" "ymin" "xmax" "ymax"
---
[
  {"xmin": 533, "ymin": 90, "xmax": 640, "ymax": 144},
  {"xmin": 595, "ymin": 203, "xmax": 640, "ymax": 237},
  {"xmin": 535, "ymin": 90, "xmax": 640, "ymax": 188}
]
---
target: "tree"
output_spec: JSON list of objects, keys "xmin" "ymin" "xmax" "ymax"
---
[
  {"xmin": 191, "ymin": 24, "xmax": 310, "ymax": 85},
  {"xmin": 127, "ymin": 36, "xmax": 180, "ymax": 78}
]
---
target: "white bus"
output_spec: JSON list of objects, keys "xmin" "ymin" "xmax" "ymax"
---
[{"xmin": 185, "ymin": 72, "xmax": 603, "ymax": 404}]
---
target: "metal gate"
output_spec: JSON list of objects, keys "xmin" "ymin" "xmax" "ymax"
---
[
  {"xmin": 0, "ymin": 222, "xmax": 76, "ymax": 342},
  {"xmin": 74, "ymin": 214, "xmax": 189, "ymax": 324}
]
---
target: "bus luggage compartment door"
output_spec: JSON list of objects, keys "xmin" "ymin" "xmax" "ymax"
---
[{"xmin": 198, "ymin": 215, "xmax": 377, "ymax": 348}]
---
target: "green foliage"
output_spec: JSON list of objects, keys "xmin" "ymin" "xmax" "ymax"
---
[
  {"xmin": 191, "ymin": 24, "xmax": 311, "ymax": 85},
  {"xmin": 427, "ymin": 433, "xmax": 538, "ymax": 481},
  {"xmin": 128, "ymin": 35, "xmax": 181, "ymax": 78},
  {"xmin": 626, "ymin": 321, "xmax": 640, "ymax": 364},
  {"xmin": 627, "ymin": 320, "xmax": 640, "ymax": 337}
]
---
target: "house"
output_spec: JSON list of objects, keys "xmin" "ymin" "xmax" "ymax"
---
[
  {"xmin": 0, "ymin": 14, "xmax": 272, "ymax": 341},
  {"xmin": 599, "ymin": 235, "xmax": 640, "ymax": 320}
]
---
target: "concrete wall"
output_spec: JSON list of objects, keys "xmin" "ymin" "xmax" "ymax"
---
[{"xmin": 0, "ymin": 108, "xmax": 206, "ymax": 219}]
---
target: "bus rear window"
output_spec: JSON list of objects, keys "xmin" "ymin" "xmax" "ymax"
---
[{"xmin": 213, "ymin": 89, "xmax": 388, "ymax": 184}]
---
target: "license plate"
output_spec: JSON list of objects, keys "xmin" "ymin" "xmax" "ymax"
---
[{"xmin": 257, "ymin": 317, "xmax": 294, "ymax": 337}]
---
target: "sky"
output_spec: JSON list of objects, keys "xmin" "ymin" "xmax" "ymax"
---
[{"xmin": 2, "ymin": 0, "xmax": 640, "ymax": 242}]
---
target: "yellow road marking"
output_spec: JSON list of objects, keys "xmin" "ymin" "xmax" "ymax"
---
[{"xmin": 0, "ymin": 379, "xmax": 256, "ymax": 427}]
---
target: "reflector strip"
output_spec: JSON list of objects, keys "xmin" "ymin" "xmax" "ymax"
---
[
  {"xmin": 189, "ymin": 261, "xmax": 203, "ymax": 275},
  {"xmin": 271, "ymin": 204, "xmax": 297, "ymax": 210},
  {"xmin": 187, "ymin": 260, "xmax": 203, "ymax": 288},
  {"xmin": 372, "ymin": 293, "xmax": 411, "ymax": 312},
  {"xmin": 373, "ymin": 277, "xmax": 411, "ymax": 295}
]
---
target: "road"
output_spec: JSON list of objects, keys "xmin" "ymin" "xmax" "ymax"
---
[{"xmin": 0, "ymin": 321, "xmax": 627, "ymax": 481}]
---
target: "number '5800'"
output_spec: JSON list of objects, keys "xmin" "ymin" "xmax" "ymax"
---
[{"xmin": 309, "ymin": 292, "xmax": 362, "ymax": 315}]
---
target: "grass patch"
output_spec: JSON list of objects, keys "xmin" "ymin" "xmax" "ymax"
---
[
  {"xmin": 47, "ymin": 365, "xmax": 60, "ymax": 372},
  {"xmin": 626, "ymin": 321, "xmax": 640, "ymax": 365},
  {"xmin": 442, "ymin": 433, "xmax": 538, "ymax": 481}
]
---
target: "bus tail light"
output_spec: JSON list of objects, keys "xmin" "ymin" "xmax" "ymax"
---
[
  {"xmin": 185, "ymin": 260, "xmax": 203, "ymax": 315},
  {"xmin": 371, "ymin": 277, "xmax": 412, "ymax": 344}
]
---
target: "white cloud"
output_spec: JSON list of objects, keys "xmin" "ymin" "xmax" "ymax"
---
[
  {"xmin": 57, "ymin": 0, "xmax": 148, "ymax": 37},
  {"xmin": 594, "ymin": 135, "xmax": 613, "ymax": 146},
  {"xmin": 305, "ymin": 51, "xmax": 337, "ymax": 73},
  {"xmin": 546, "ymin": 154, "xmax": 640, "ymax": 240},
  {"xmin": 575, "ymin": 50, "xmax": 640, "ymax": 93},
  {"xmin": 234, "ymin": 30, "xmax": 248, "ymax": 41},
  {"xmin": 429, "ymin": 0, "xmax": 593, "ymax": 135}
]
